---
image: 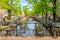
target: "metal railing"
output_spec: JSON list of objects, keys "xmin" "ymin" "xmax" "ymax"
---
[
  {"xmin": 0, "ymin": 23, "xmax": 60, "ymax": 37},
  {"xmin": 0, "ymin": 29, "xmax": 36, "ymax": 36},
  {"xmin": 0, "ymin": 27, "xmax": 60, "ymax": 37}
]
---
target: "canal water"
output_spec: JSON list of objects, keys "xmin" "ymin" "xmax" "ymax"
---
[{"xmin": 14, "ymin": 18, "xmax": 39, "ymax": 36}]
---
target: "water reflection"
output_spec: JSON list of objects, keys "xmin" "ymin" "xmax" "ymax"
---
[{"xmin": 15, "ymin": 18, "xmax": 39, "ymax": 36}]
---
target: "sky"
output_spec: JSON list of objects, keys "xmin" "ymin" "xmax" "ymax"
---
[
  {"xmin": 20, "ymin": 0, "xmax": 32, "ymax": 11},
  {"xmin": 20, "ymin": 0, "xmax": 28, "ymax": 6}
]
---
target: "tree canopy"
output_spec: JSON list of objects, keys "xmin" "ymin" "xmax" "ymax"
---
[
  {"xmin": 0, "ymin": 0, "xmax": 21, "ymax": 19},
  {"xmin": 26, "ymin": 0, "xmax": 53, "ymax": 15}
]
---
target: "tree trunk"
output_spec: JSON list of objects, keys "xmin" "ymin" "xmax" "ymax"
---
[
  {"xmin": 8, "ymin": 10, "xmax": 11, "ymax": 20},
  {"xmin": 53, "ymin": 0, "xmax": 56, "ymax": 22},
  {"xmin": 45, "ymin": 7, "xmax": 48, "ymax": 22},
  {"xmin": 45, "ymin": 2, "xmax": 48, "ymax": 22}
]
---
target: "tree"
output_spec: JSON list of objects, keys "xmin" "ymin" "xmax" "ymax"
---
[
  {"xmin": 50, "ymin": 0, "xmax": 56, "ymax": 22},
  {"xmin": 23, "ymin": 6, "xmax": 32, "ymax": 16},
  {"xmin": 53, "ymin": 0, "xmax": 56, "ymax": 22},
  {"xmin": 0, "ymin": 0, "xmax": 21, "ymax": 20},
  {"xmin": 27, "ymin": 0, "xmax": 53, "ymax": 21}
]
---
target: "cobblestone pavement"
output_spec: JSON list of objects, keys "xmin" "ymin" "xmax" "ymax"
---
[{"xmin": 0, "ymin": 37, "xmax": 60, "ymax": 40}]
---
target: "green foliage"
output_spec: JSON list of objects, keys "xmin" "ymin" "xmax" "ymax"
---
[
  {"xmin": 0, "ymin": 0, "xmax": 21, "ymax": 10},
  {"xmin": 0, "ymin": 0, "xmax": 12, "ymax": 10},
  {"xmin": 23, "ymin": 6, "xmax": 32, "ymax": 16},
  {"xmin": 26, "ymin": 0, "xmax": 53, "ymax": 15},
  {"xmin": 0, "ymin": 0, "xmax": 57, "ymax": 17},
  {"xmin": 0, "ymin": 0, "xmax": 21, "ymax": 19}
]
